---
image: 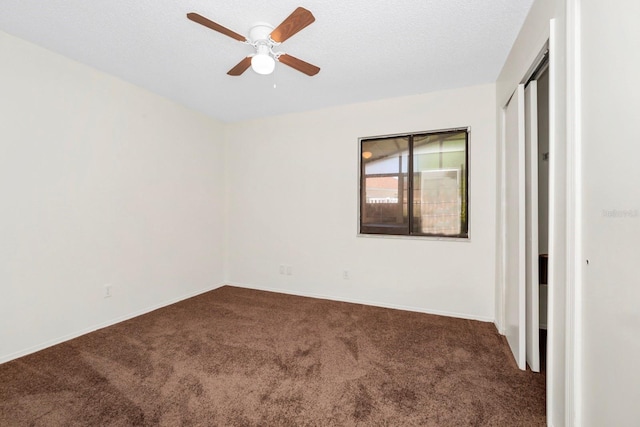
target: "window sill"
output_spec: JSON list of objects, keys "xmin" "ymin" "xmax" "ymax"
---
[{"xmin": 357, "ymin": 233, "xmax": 471, "ymax": 243}]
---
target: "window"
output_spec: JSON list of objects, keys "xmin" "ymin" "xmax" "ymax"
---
[{"xmin": 359, "ymin": 128, "xmax": 469, "ymax": 238}]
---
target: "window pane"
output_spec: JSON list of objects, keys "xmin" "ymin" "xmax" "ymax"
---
[
  {"xmin": 361, "ymin": 137, "xmax": 409, "ymax": 234},
  {"xmin": 359, "ymin": 130, "xmax": 468, "ymax": 238},
  {"xmin": 412, "ymin": 132, "xmax": 467, "ymax": 236}
]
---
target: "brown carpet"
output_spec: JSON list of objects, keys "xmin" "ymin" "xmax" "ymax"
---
[{"xmin": 0, "ymin": 286, "xmax": 545, "ymax": 426}]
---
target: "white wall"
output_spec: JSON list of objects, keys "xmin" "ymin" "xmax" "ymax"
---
[
  {"xmin": 495, "ymin": 0, "xmax": 568, "ymax": 425},
  {"xmin": 0, "ymin": 32, "xmax": 226, "ymax": 363},
  {"xmin": 580, "ymin": 1, "xmax": 640, "ymax": 425},
  {"xmin": 225, "ymin": 84, "xmax": 497, "ymax": 321}
]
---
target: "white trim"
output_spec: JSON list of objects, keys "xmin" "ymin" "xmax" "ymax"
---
[
  {"xmin": 547, "ymin": 17, "xmax": 559, "ymax": 425},
  {"xmin": 565, "ymin": 0, "xmax": 582, "ymax": 425},
  {"xmin": 517, "ymin": 84, "xmax": 527, "ymax": 371},
  {"xmin": 523, "ymin": 48, "xmax": 550, "ymax": 87},
  {"xmin": 496, "ymin": 105, "xmax": 508, "ymax": 334},
  {"xmin": 228, "ymin": 282, "xmax": 495, "ymax": 323},
  {"xmin": 0, "ymin": 282, "xmax": 226, "ymax": 364},
  {"xmin": 356, "ymin": 233, "xmax": 471, "ymax": 243}
]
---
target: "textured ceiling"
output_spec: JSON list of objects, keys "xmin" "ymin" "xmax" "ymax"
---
[{"xmin": 0, "ymin": 0, "xmax": 534, "ymax": 122}]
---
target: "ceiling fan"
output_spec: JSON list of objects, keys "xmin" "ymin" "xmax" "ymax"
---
[{"xmin": 187, "ymin": 7, "xmax": 320, "ymax": 77}]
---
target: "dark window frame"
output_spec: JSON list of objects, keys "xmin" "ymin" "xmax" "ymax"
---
[{"xmin": 359, "ymin": 128, "xmax": 469, "ymax": 239}]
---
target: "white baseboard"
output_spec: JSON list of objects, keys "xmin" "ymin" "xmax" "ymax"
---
[
  {"xmin": 227, "ymin": 282, "xmax": 494, "ymax": 323},
  {"xmin": 0, "ymin": 282, "xmax": 225, "ymax": 364},
  {"xmin": 2, "ymin": 281, "xmax": 494, "ymax": 365}
]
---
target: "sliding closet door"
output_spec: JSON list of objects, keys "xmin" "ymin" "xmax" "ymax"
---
[
  {"xmin": 525, "ymin": 81, "xmax": 540, "ymax": 372},
  {"xmin": 504, "ymin": 84, "xmax": 526, "ymax": 370}
]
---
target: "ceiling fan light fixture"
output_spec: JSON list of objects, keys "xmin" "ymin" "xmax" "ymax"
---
[{"xmin": 251, "ymin": 53, "xmax": 275, "ymax": 75}]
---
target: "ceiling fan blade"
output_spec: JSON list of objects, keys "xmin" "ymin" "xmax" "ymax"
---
[
  {"xmin": 270, "ymin": 7, "xmax": 315, "ymax": 43},
  {"xmin": 187, "ymin": 13, "xmax": 247, "ymax": 42},
  {"xmin": 277, "ymin": 54, "xmax": 320, "ymax": 76},
  {"xmin": 227, "ymin": 57, "xmax": 253, "ymax": 76}
]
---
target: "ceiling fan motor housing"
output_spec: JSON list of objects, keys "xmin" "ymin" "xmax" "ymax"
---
[{"xmin": 249, "ymin": 23, "xmax": 275, "ymax": 45}]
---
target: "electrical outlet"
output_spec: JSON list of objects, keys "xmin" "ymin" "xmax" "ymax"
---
[
  {"xmin": 279, "ymin": 264, "xmax": 285, "ymax": 275},
  {"xmin": 104, "ymin": 284, "xmax": 112, "ymax": 298},
  {"xmin": 286, "ymin": 265, "xmax": 292, "ymax": 276},
  {"xmin": 343, "ymin": 270, "xmax": 350, "ymax": 280}
]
